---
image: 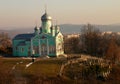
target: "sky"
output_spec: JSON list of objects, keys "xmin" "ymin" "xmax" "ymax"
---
[{"xmin": 0, "ymin": 0, "xmax": 120, "ymax": 29}]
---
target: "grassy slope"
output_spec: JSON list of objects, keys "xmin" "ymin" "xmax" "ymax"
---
[
  {"xmin": 2, "ymin": 57, "xmax": 120, "ymax": 84},
  {"xmin": 0, "ymin": 57, "xmax": 63, "ymax": 75},
  {"xmin": 25, "ymin": 59, "xmax": 63, "ymax": 77},
  {"xmin": 0, "ymin": 57, "xmax": 71, "ymax": 84}
]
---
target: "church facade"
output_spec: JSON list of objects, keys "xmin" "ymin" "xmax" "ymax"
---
[{"xmin": 12, "ymin": 11, "xmax": 64, "ymax": 57}]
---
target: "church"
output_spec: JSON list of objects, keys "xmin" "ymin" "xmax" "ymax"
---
[{"xmin": 12, "ymin": 10, "xmax": 64, "ymax": 57}]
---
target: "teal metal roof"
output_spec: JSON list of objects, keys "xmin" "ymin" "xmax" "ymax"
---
[{"xmin": 13, "ymin": 33, "xmax": 35, "ymax": 40}]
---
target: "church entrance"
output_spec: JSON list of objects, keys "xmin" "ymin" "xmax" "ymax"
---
[{"xmin": 41, "ymin": 44, "xmax": 47, "ymax": 56}]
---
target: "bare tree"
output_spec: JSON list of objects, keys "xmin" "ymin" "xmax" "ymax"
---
[
  {"xmin": 105, "ymin": 37, "xmax": 119, "ymax": 64},
  {"xmin": 80, "ymin": 24, "xmax": 101, "ymax": 56},
  {"xmin": 64, "ymin": 37, "xmax": 80, "ymax": 54}
]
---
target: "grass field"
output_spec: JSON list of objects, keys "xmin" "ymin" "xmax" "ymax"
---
[
  {"xmin": 0, "ymin": 57, "xmax": 64, "ymax": 75},
  {"xmin": 25, "ymin": 59, "xmax": 63, "ymax": 76},
  {"xmin": 1, "ymin": 56, "xmax": 120, "ymax": 84},
  {"xmin": 0, "ymin": 57, "xmax": 71, "ymax": 84}
]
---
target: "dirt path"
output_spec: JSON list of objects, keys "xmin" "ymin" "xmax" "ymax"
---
[{"xmin": 11, "ymin": 58, "xmax": 41, "ymax": 84}]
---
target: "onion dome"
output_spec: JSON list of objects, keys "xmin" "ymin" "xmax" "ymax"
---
[
  {"xmin": 34, "ymin": 26, "xmax": 39, "ymax": 30},
  {"xmin": 34, "ymin": 26, "xmax": 39, "ymax": 35},
  {"xmin": 41, "ymin": 13, "xmax": 52, "ymax": 21}
]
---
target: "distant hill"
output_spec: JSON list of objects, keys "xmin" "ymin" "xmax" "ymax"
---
[
  {"xmin": 60, "ymin": 24, "xmax": 120, "ymax": 33},
  {"xmin": 60, "ymin": 24, "xmax": 83, "ymax": 34},
  {"xmin": 0, "ymin": 24, "xmax": 120, "ymax": 39}
]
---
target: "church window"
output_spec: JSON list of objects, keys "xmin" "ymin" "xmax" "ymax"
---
[
  {"xmin": 49, "ymin": 46, "xmax": 52, "ymax": 54},
  {"xmin": 51, "ymin": 46, "xmax": 53, "ymax": 53},
  {"xmin": 16, "ymin": 47, "xmax": 18, "ymax": 51},
  {"xmin": 28, "ymin": 51, "xmax": 31, "ymax": 56},
  {"xmin": 41, "ymin": 36, "xmax": 46, "ymax": 39},
  {"xmin": 33, "ymin": 46, "xmax": 39, "ymax": 54},
  {"xmin": 28, "ymin": 47, "xmax": 31, "ymax": 51},
  {"xmin": 21, "ymin": 48, "xmax": 24, "ymax": 52},
  {"xmin": 52, "ymin": 46, "xmax": 55, "ymax": 53},
  {"xmin": 49, "ymin": 45, "xmax": 55, "ymax": 54},
  {"xmin": 41, "ymin": 44, "xmax": 47, "ymax": 55}
]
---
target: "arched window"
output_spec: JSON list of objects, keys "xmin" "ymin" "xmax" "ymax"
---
[
  {"xmin": 49, "ymin": 45, "xmax": 55, "ymax": 54},
  {"xmin": 33, "ymin": 46, "xmax": 39, "ymax": 54},
  {"xmin": 21, "ymin": 48, "xmax": 24, "ymax": 52},
  {"xmin": 41, "ymin": 44, "xmax": 47, "ymax": 55},
  {"xmin": 49, "ymin": 46, "xmax": 52, "ymax": 54}
]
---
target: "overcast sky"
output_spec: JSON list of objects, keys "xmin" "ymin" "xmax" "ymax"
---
[{"xmin": 0, "ymin": 0, "xmax": 120, "ymax": 29}]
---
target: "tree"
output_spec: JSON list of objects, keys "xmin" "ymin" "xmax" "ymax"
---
[
  {"xmin": 105, "ymin": 37, "xmax": 119, "ymax": 64},
  {"xmin": 64, "ymin": 37, "xmax": 80, "ymax": 54},
  {"xmin": 0, "ymin": 32, "xmax": 12, "ymax": 55},
  {"xmin": 97, "ymin": 33, "xmax": 111, "ymax": 57},
  {"xmin": 80, "ymin": 24, "xmax": 101, "ymax": 56}
]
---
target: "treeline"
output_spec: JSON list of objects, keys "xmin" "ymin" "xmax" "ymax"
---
[
  {"xmin": 0, "ymin": 32, "xmax": 12, "ymax": 55},
  {"xmin": 64, "ymin": 24, "xmax": 120, "ymax": 63}
]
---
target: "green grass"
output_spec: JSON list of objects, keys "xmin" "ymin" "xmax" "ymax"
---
[
  {"xmin": 2, "ymin": 57, "xmax": 120, "ymax": 84},
  {"xmin": 25, "ymin": 59, "xmax": 63, "ymax": 77},
  {"xmin": 0, "ymin": 58, "xmax": 30, "ymax": 70},
  {"xmin": 0, "ymin": 57, "xmax": 63, "ymax": 76},
  {"xmin": 0, "ymin": 57, "xmax": 74, "ymax": 84}
]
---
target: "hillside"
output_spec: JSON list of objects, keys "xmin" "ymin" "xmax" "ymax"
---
[{"xmin": 0, "ymin": 56, "xmax": 120, "ymax": 84}]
